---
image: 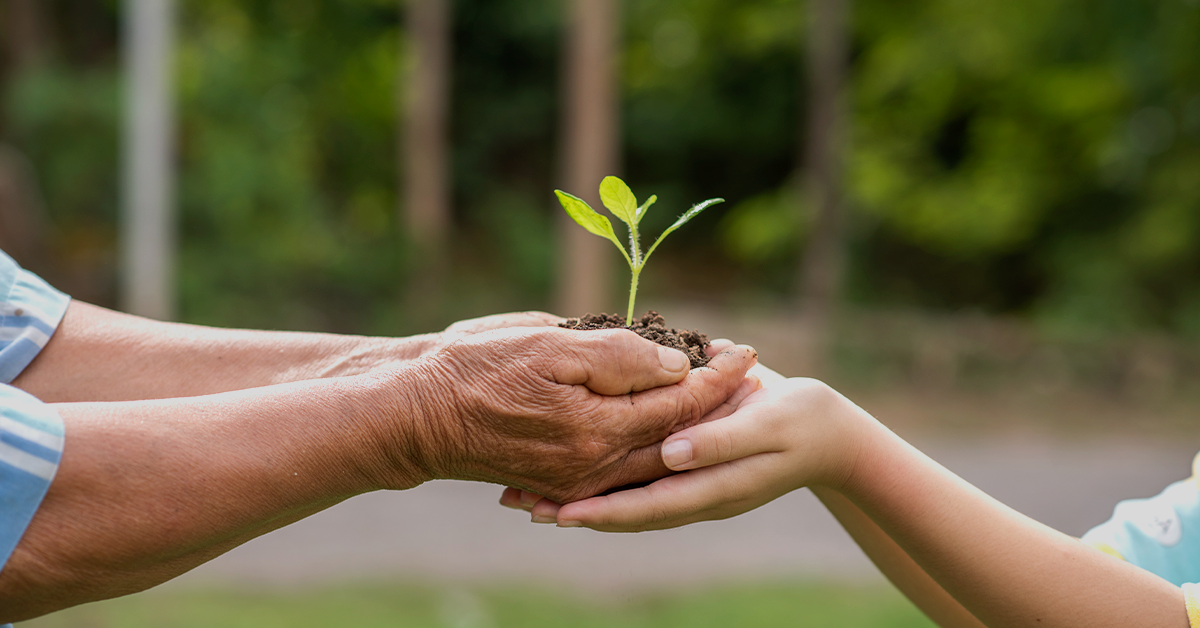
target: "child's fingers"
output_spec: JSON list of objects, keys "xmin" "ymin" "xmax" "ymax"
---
[
  {"xmin": 499, "ymin": 487, "xmax": 525, "ymax": 510},
  {"xmin": 499, "ymin": 487, "xmax": 551, "ymax": 513},
  {"xmin": 555, "ymin": 460, "xmax": 773, "ymax": 532},
  {"xmin": 553, "ymin": 473, "xmax": 711, "ymax": 531},
  {"xmin": 661, "ymin": 404, "xmax": 775, "ymax": 471},
  {"xmin": 698, "ymin": 375, "xmax": 762, "ymax": 424},
  {"xmin": 519, "ymin": 490, "xmax": 544, "ymax": 509},
  {"xmin": 529, "ymin": 498, "xmax": 562, "ymax": 523}
]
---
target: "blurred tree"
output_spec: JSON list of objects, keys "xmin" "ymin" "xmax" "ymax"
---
[
  {"xmin": 1, "ymin": 0, "xmax": 1197, "ymax": 344},
  {"xmin": 556, "ymin": 0, "xmax": 619, "ymax": 316},
  {"xmin": 402, "ymin": 0, "xmax": 450, "ymax": 263},
  {"xmin": 623, "ymin": 0, "xmax": 802, "ymax": 297},
  {"xmin": 173, "ymin": 0, "xmax": 407, "ymax": 332},
  {"xmin": 401, "ymin": 0, "xmax": 452, "ymax": 323},
  {"xmin": 0, "ymin": 144, "xmax": 49, "ymax": 269},
  {"xmin": 846, "ymin": 0, "xmax": 1200, "ymax": 337},
  {"xmin": 795, "ymin": 0, "xmax": 851, "ymax": 372},
  {"xmin": 4, "ymin": 0, "xmax": 49, "ymax": 70},
  {"xmin": 0, "ymin": 0, "xmax": 52, "ymax": 269}
]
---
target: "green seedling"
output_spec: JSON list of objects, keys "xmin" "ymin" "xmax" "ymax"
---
[{"xmin": 556, "ymin": 176, "xmax": 724, "ymax": 325}]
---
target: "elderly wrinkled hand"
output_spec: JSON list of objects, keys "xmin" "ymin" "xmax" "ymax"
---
[
  {"xmin": 377, "ymin": 327, "xmax": 758, "ymax": 503},
  {"xmin": 496, "ymin": 338, "xmax": 773, "ymax": 515},
  {"xmin": 429, "ymin": 311, "xmax": 566, "ymax": 355}
]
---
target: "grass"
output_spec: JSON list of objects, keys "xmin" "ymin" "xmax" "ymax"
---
[{"xmin": 19, "ymin": 581, "xmax": 937, "ymax": 628}]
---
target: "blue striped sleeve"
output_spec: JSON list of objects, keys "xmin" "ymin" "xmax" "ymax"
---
[
  {"xmin": 0, "ymin": 250, "xmax": 69, "ymax": 588},
  {"xmin": 0, "ymin": 249, "xmax": 71, "ymax": 384},
  {"xmin": 0, "ymin": 383, "xmax": 63, "ymax": 572}
]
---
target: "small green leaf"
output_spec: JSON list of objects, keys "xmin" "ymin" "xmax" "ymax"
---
[
  {"xmin": 554, "ymin": 190, "xmax": 632, "ymax": 265},
  {"xmin": 669, "ymin": 197, "xmax": 725, "ymax": 231},
  {"xmin": 635, "ymin": 195, "xmax": 657, "ymax": 222},
  {"xmin": 643, "ymin": 197, "xmax": 725, "ymax": 262},
  {"xmin": 599, "ymin": 176, "xmax": 639, "ymax": 226}
]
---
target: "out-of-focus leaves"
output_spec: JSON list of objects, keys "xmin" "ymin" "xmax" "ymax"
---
[
  {"xmin": 720, "ymin": 185, "xmax": 806, "ymax": 264},
  {"xmin": 3, "ymin": 0, "xmax": 1200, "ymax": 338},
  {"xmin": 4, "ymin": 67, "xmax": 119, "ymax": 229},
  {"xmin": 846, "ymin": 0, "xmax": 1200, "ymax": 333}
]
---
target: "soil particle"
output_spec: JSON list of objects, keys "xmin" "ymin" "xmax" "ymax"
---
[{"xmin": 559, "ymin": 311, "xmax": 711, "ymax": 369}]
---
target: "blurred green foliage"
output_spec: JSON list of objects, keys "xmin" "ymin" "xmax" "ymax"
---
[
  {"xmin": 173, "ymin": 0, "xmax": 410, "ymax": 332},
  {"xmin": 2, "ymin": 0, "xmax": 1198, "ymax": 338},
  {"xmin": 846, "ymin": 0, "xmax": 1200, "ymax": 339}
]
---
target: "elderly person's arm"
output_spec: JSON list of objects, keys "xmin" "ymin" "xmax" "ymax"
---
[
  {"xmin": 12, "ymin": 300, "xmax": 562, "ymax": 403},
  {"xmin": 0, "ymin": 326, "xmax": 758, "ymax": 622}
]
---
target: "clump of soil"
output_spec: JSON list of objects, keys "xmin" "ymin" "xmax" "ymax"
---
[{"xmin": 559, "ymin": 310, "xmax": 711, "ymax": 369}]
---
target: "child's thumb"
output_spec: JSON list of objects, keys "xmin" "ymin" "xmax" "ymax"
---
[{"xmin": 661, "ymin": 409, "xmax": 768, "ymax": 471}]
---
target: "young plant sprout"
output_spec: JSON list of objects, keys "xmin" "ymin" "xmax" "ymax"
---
[{"xmin": 556, "ymin": 176, "xmax": 724, "ymax": 325}]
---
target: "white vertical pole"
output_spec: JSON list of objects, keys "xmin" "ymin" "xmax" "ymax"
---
[{"xmin": 121, "ymin": 0, "xmax": 175, "ymax": 320}]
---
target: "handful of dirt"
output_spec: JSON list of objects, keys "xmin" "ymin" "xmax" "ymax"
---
[{"xmin": 559, "ymin": 310, "xmax": 711, "ymax": 369}]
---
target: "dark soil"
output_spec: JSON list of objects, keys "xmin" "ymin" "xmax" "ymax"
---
[{"xmin": 559, "ymin": 311, "xmax": 711, "ymax": 369}]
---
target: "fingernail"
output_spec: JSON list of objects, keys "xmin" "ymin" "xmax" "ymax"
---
[
  {"xmin": 662, "ymin": 439, "xmax": 693, "ymax": 469},
  {"xmin": 519, "ymin": 492, "xmax": 538, "ymax": 508},
  {"xmin": 658, "ymin": 346, "xmax": 689, "ymax": 373},
  {"xmin": 532, "ymin": 514, "xmax": 556, "ymax": 524},
  {"xmin": 558, "ymin": 520, "xmax": 583, "ymax": 528}
]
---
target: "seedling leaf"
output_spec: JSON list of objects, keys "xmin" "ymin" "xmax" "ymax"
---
[
  {"xmin": 635, "ymin": 195, "xmax": 657, "ymax": 222},
  {"xmin": 599, "ymin": 176, "xmax": 638, "ymax": 226},
  {"xmin": 644, "ymin": 197, "xmax": 725, "ymax": 263},
  {"xmin": 554, "ymin": 190, "xmax": 631, "ymax": 265},
  {"xmin": 558, "ymin": 180, "xmax": 725, "ymax": 326}
]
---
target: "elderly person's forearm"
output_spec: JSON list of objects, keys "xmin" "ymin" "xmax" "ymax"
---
[
  {"xmin": 12, "ymin": 302, "xmax": 562, "ymax": 403},
  {"xmin": 0, "ymin": 372, "xmax": 424, "ymax": 622},
  {"xmin": 10, "ymin": 301, "xmax": 439, "ymax": 402}
]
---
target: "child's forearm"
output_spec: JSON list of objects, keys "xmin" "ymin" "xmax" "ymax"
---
[
  {"xmin": 812, "ymin": 486, "xmax": 986, "ymax": 628},
  {"xmin": 543, "ymin": 374, "xmax": 1190, "ymax": 626},
  {"xmin": 836, "ymin": 420, "xmax": 1188, "ymax": 628}
]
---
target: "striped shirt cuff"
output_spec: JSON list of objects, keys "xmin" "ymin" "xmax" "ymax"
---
[
  {"xmin": 0, "ymin": 384, "xmax": 64, "ymax": 571},
  {"xmin": 0, "ymin": 250, "xmax": 70, "ymax": 384}
]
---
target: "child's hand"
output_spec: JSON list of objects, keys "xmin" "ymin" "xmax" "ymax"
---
[{"xmin": 534, "ymin": 376, "xmax": 874, "ymax": 532}]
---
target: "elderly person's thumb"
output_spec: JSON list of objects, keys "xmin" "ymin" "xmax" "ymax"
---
[{"xmin": 544, "ymin": 327, "xmax": 694, "ymax": 395}]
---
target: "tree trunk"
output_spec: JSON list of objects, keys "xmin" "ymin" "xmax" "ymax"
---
[
  {"xmin": 402, "ymin": 0, "xmax": 451, "ymax": 256},
  {"xmin": 0, "ymin": 144, "xmax": 48, "ymax": 270},
  {"xmin": 5, "ymin": 0, "xmax": 49, "ymax": 71},
  {"xmin": 0, "ymin": 0, "xmax": 51, "ymax": 269},
  {"xmin": 795, "ymin": 0, "xmax": 851, "ymax": 374},
  {"xmin": 556, "ymin": 0, "xmax": 619, "ymax": 317},
  {"xmin": 400, "ymin": 0, "xmax": 451, "ymax": 327},
  {"xmin": 121, "ymin": 0, "xmax": 176, "ymax": 321}
]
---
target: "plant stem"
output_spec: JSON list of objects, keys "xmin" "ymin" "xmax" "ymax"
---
[{"xmin": 627, "ymin": 267, "xmax": 640, "ymax": 326}]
